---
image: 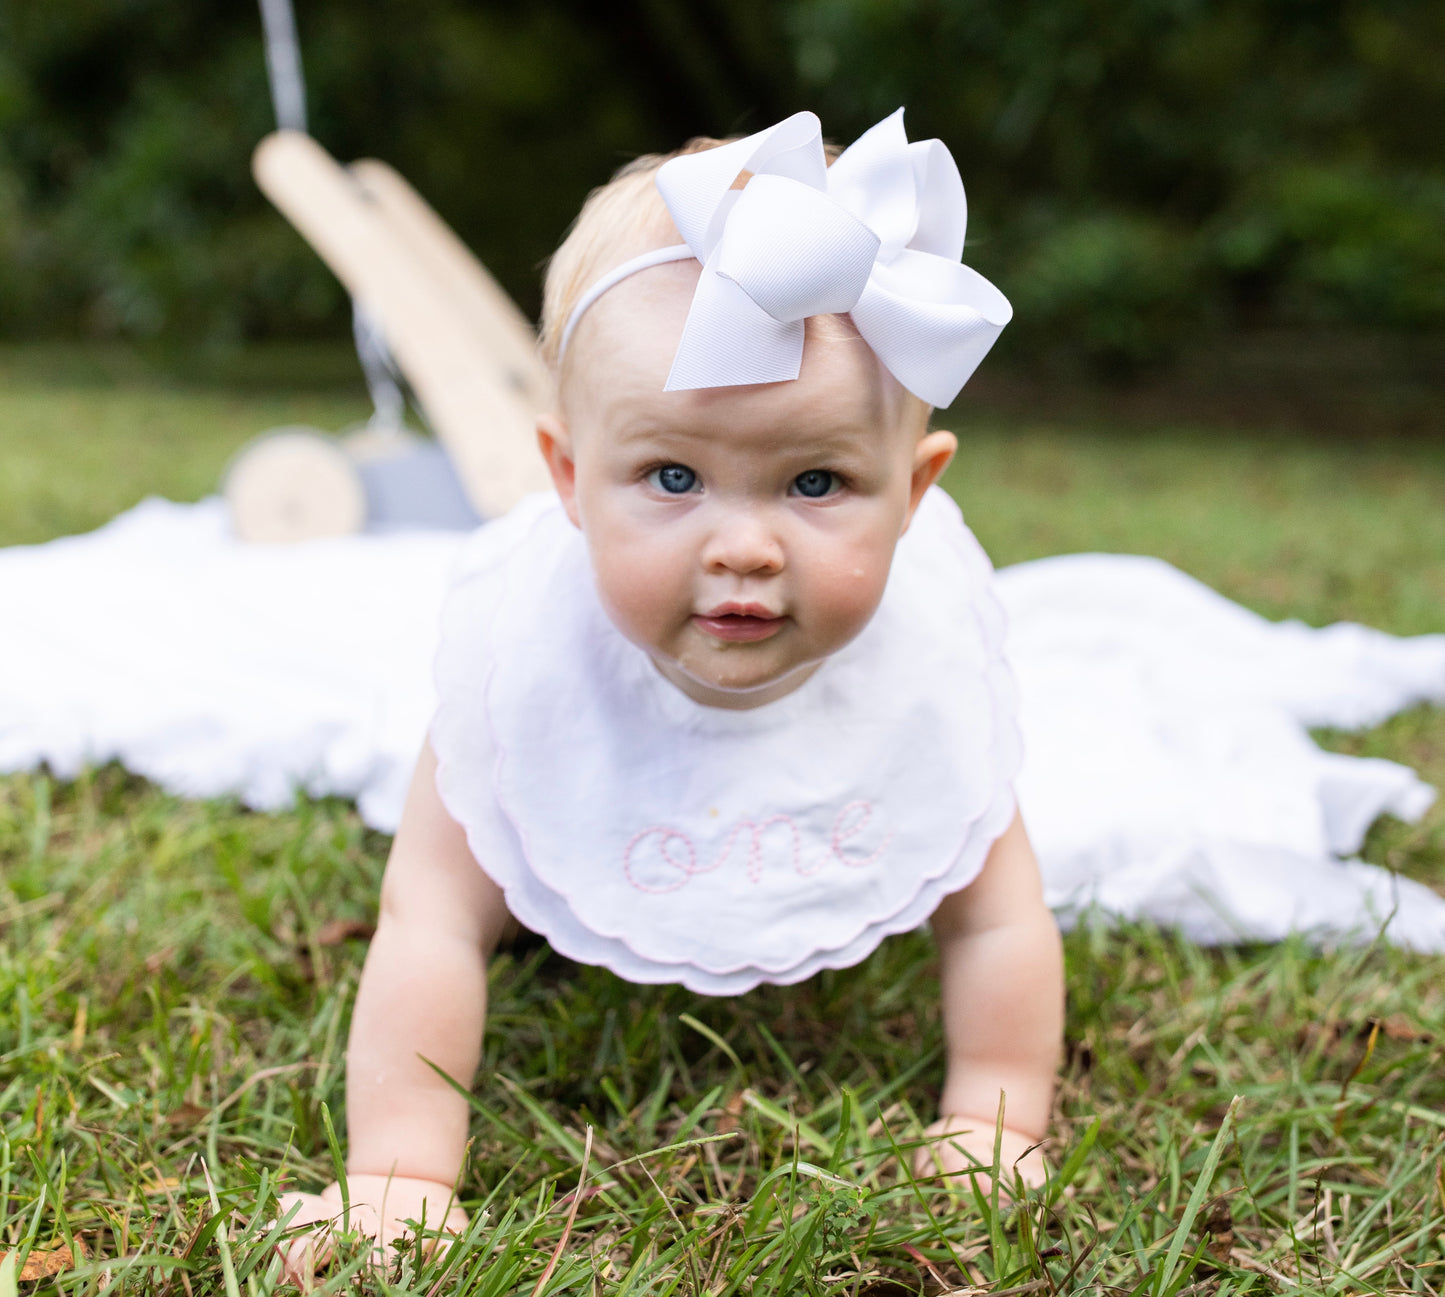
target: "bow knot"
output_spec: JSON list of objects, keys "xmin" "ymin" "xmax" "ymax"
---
[
  {"xmin": 655, "ymin": 109, "xmax": 1011, "ymax": 408},
  {"xmin": 714, "ymin": 176, "xmax": 880, "ymax": 323}
]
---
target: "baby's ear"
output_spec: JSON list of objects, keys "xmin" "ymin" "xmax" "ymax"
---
[
  {"xmin": 903, "ymin": 429, "xmax": 957, "ymax": 531},
  {"xmin": 536, "ymin": 414, "xmax": 581, "ymax": 528}
]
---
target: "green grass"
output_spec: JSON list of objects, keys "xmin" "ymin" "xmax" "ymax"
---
[
  {"xmin": 1, "ymin": 345, "xmax": 1443, "ymax": 1294},
  {"xmin": 0, "ymin": 345, "xmax": 371, "ymax": 547},
  {"xmin": 944, "ymin": 427, "xmax": 1445, "ymax": 636}
]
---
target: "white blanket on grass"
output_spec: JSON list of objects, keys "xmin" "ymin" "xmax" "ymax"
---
[{"xmin": 3, "ymin": 496, "xmax": 1443, "ymax": 951}]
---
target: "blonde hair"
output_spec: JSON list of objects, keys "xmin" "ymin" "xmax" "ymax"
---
[
  {"xmin": 539, "ymin": 138, "xmax": 726, "ymax": 375},
  {"xmin": 539, "ymin": 136, "xmax": 931, "ymax": 433}
]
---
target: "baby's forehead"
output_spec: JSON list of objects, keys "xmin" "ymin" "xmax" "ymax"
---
[
  {"xmin": 563, "ymin": 261, "xmax": 699, "ymax": 384},
  {"xmin": 564, "ymin": 267, "xmax": 910, "ymax": 435}
]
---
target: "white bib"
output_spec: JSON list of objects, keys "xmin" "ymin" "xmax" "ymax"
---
[{"xmin": 432, "ymin": 487, "xmax": 1020, "ymax": 995}]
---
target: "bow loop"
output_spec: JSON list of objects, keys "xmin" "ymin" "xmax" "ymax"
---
[
  {"xmin": 852, "ymin": 254, "xmax": 1013, "ymax": 407},
  {"xmin": 904, "ymin": 139, "xmax": 967, "ymax": 263},
  {"xmin": 825, "ymin": 108, "xmax": 919, "ymax": 256},
  {"xmin": 657, "ymin": 111, "xmax": 827, "ymax": 257}
]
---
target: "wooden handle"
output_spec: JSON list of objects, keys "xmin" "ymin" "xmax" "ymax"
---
[{"xmin": 253, "ymin": 131, "xmax": 552, "ymax": 519}]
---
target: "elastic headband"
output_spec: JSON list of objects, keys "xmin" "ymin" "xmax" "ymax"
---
[{"xmin": 558, "ymin": 243, "xmax": 695, "ymax": 359}]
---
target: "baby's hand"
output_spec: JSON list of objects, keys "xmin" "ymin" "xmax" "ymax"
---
[
  {"xmin": 276, "ymin": 1174, "xmax": 468, "ymax": 1281},
  {"xmin": 913, "ymin": 1116, "xmax": 1046, "ymax": 1198}
]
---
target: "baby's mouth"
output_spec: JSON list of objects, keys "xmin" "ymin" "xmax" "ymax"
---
[{"xmin": 693, "ymin": 604, "xmax": 785, "ymax": 643}]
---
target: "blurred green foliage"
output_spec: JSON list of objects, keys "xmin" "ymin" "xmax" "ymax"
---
[{"xmin": 2, "ymin": 0, "xmax": 1442, "ymax": 369}]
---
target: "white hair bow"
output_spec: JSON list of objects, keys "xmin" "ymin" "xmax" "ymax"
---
[{"xmin": 562, "ymin": 109, "xmax": 1012, "ymax": 408}]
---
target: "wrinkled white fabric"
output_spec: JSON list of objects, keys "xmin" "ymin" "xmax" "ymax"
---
[
  {"xmin": 430, "ymin": 489, "xmax": 1019, "ymax": 993},
  {"xmin": 1000, "ymin": 554, "xmax": 1442, "ymax": 942},
  {"xmin": 0, "ymin": 498, "xmax": 448, "ymax": 829},
  {"xmin": 1, "ymin": 496, "xmax": 1442, "ymax": 955}
]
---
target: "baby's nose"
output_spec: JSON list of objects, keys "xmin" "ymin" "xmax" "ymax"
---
[{"xmin": 702, "ymin": 508, "xmax": 784, "ymax": 576}]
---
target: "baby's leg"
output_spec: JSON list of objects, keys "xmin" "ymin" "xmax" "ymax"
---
[
  {"xmin": 916, "ymin": 812, "xmax": 1064, "ymax": 1192},
  {"xmin": 278, "ymin": 741, "xmax": 512, "ymax": 1275}
]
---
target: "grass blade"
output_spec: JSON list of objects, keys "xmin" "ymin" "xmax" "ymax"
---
[{"xmin": 1152, "ymin": 1096, "xmax": 1241, "ymax": 1296}]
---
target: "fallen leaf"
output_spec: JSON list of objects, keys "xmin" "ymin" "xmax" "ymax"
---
[
  {"xmin": 552, "ymin": 1182, "xmax": 610, "ymax": 1211},
  {"xmin": 716, "ymin": 1090, "xmax": 745, "ymax": 1135},
  {"xmin": 1201, "ymin": 1197, "xmax": 1234, "ymax": 1262},
  {"xmin": 9, "ymin": 1240, "xmax": 84, "ymax": 1282},
  {"xmin": 899, "ymin": 1242, "xmax": 956, "ymax": 1293},
  {"xmin": 1308, "ymin": 1015, "xmax": 1432, "ymax": 1048},
  {"xmin": 1377, "ymin": 1013, "xmax": 1430, "ymax": 1043},
  {"xmin": 315, "ymin": 919, "xmax": 375, "ymax": 947}
]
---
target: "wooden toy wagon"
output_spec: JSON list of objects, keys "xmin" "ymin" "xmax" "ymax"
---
[{"xmin": 226, "ymin": 1, "xmax": 553, "ymax": 541}]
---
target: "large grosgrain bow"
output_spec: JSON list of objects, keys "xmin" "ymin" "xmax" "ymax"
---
[{"xmin": 655, "ymin": 109, "xmax": 1012, "ymax": 408}]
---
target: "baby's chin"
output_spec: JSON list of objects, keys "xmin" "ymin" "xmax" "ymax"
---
[{"xmin": 649, "ymin": 649, "xmax": 822, "ymax": 711}]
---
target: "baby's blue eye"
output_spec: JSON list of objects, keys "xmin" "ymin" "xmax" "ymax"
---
[
  {"xmin": 791, "ymin": 469, "xmax": 837, "ymax": 499},
  {"xmin": 649, "ymin": 464, "xmax": 698, "ymax": 494}
]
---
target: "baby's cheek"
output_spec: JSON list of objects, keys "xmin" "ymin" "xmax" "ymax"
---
[
  {"xmin": 589, "ymin": 541, "xmax": 686, "ymax": 648},
  {"xmin": 808, "ymin": 546, "xmax": 893, "ymax": 647}
]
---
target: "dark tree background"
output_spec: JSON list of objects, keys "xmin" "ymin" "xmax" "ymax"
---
[{"xmin": 2, "ymin": 0, "xmax": 1442, "ymax": 370}]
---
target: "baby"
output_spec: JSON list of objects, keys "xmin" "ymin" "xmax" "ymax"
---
[{"xmin": 280, "ymin": 109, "xmax": 1064, "ymax": 1262}]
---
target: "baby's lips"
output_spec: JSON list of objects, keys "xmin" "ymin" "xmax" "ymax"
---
[
  {"xmin": 692, "ymin": 611, "xmax": 786, "ymax": 642},
  {"xmin": 703, "ymin": 599, "xmax": 778, "ymax": 618}
]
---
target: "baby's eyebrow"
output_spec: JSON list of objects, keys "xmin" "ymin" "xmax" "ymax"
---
[
  {"xmin": 764, "ymin": 431, "xmax": 884, "ymax": 466},
  {"xmin": 785, "ymin": 430, "xmax": 878, "ymax": 456},
  {"xmin": 617, "ymin": 415, "xmax": 876, "ymax": 447},
  {"xmin": 607, "ymin": 422, "xmax": 703, "ymax": 451}
]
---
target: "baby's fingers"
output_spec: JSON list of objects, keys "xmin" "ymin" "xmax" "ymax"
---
[
  {"xmin": 273, "ymin": 1189, "xmax": 378, "ymax": 1284},
  {"xmin": 275, "ymin": 1191, "xmax": 332, "ymax": 1284},
  {"xmin": 913, "ymin": 1117, "xmax": 1047, "ymax": 1198},
  {"xmin": 273, "ymin": 1182, "xmax": 467, "ymax": 1284}
]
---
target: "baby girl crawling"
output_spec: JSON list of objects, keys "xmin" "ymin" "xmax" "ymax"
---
[{"xmin": 280, "ymin": 109, "xmax": 1064, "ymax": 1261}]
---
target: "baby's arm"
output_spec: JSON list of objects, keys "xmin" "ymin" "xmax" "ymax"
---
[
  {"xmin": 919, "ymin": 811, "xmax": 1063, "ymax": 1189},
  {"xmin": 279, "ymin": 741, "xmax": 511, "ymax": 1269}
]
